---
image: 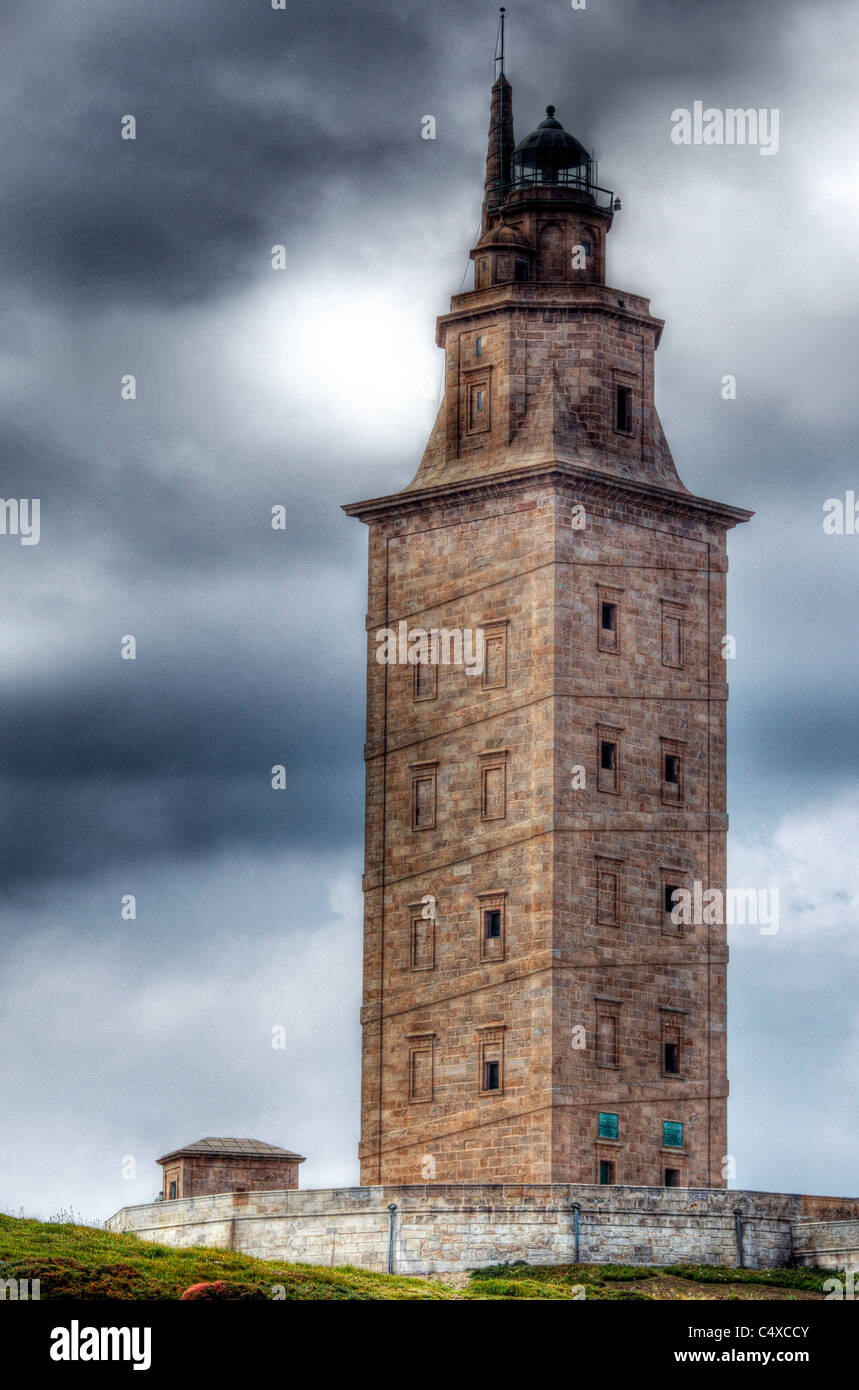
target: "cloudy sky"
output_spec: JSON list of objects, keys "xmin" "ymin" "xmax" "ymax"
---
[{"xmin": 0, "ymin": 0, "xmax": 856, "ymax": 1222}]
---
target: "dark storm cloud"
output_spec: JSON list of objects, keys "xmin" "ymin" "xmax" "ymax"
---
[
  {"xmin": 0, "ymin": 0, "xmax": 850, "ymax": 884},
  {"xmin": 0, "ymin": 588, "xmax": 366, "ymax": 888},
  {"xmin": 0, "ymin": 0, "xmax": 814, "ymax": 309},
  {"xmin": 0, "ymin": 0, "xmax": 464, "ymax": 308}
]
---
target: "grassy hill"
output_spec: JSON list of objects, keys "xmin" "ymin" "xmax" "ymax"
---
[{"xmin": 0, "ymin": 1214, "xmax": 837, "ymax": 1300}]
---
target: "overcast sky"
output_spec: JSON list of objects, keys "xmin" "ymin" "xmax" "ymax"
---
[{"xmin": 0, "ymin": 0, "xmax": 856, "ymax": 1222}]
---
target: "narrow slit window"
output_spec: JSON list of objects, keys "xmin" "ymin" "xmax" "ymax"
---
[
  {"xmin": 664, "ymin": 1041, "xmax": 680, "ymax": 1075},
  {"xmin": 597, "ymin": 1013, "xmax": 619, "ymax": 1068},
  {"xmin": 414, "ymin": 777, "xmax": 434, "ymax": 827},
  {"xmin": 410, "ymin": 914, "xmax": 434, "ymax": 971},
  {"xmin": 597, "ymin": 864, "xmax": 620, "ymax": 925},
  {"xmin": 408, "ymin": 1042, "xmax": 433, "ymax": 1102},
  {"xmin": 478, "ymin": 1031, "xmax": 504, "ymax": 1093},
  {"xmin": 168, "ymin": 1181, "xmax": 178, "ymax": 1200},
  {"xmin": 414, "ymin": 657, "xmax": 437, "ymax": 702},
  {"xmin": 664, "ymin": 883, "xmax": 680, "ymax": 914},
  {"xmin": 481, "ymin": 624, "xmax": 508, "ymax": 690},
  {"xmin": 484, "ymin": 908, "xmax": 502, "ymax": 939},
  {"xmin": 476, "ymin": 336, "xmax": 483, "ymax": 357},
  {"xmin": 662, "ymin": 743, "xmax": 684, "ymax": 806},
  {"xmin": 662, "ymin": 610, "xmax": 683, "ymax": 667},
  {"xmin": 480, "ymin": 755, "xmax": 507, "ymax": 821},
  {"xmin": 616, "ymin": 385, "xmax": 632, "ymax": 432},
  {"xmin": 597, "ymin": 730, "xmax": 620, "ymax": 794},
  {"xmin": 598, "ymin": 591, "xmax": 621, "ymax": 653},
  {"xmin": 410, "ymin": 763, "xmax": 437, "ymax": 831}
]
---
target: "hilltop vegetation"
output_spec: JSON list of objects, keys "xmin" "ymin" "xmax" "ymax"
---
[{"xmin": 0, "ymin": 1215, "xmax": 836, "ymax": 1300}]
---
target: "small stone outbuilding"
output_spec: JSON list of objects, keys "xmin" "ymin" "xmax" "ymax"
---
[{"xmin": 157, "ymin": 1137, "xmax": 306, "ymax": 1200}]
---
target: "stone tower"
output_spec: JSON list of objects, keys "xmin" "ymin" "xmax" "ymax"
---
[{"xmin": 344, "ymin": 73, "xmax": 751, "ymax": 1189}]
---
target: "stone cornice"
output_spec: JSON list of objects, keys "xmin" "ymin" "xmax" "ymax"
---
[
  {"xmin": 439, "ymin": 280, "xmax": 663, "ymax": 345},
  {"xmin": 343, "ymin": 461, "xmax": 754, "ymax": 529}
]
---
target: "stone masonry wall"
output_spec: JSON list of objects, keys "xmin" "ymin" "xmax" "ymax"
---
[
  {"xmin": 106, "ymin": 1184, "xmax": 859, "ymax": 1277},
  {"xmin": 168, "ymin": 1155, "xmax": 301, "ymax": 1199}
]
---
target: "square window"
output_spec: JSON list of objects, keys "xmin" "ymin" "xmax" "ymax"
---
[
  {"xmin": 484, "ymin": 908, "xmax": 501, "ymax": 939},
  {"xmin": 664, "ymin": 1167, "xmax": 681, "ymax": 1188},
  {"xmin": 598, "ymin": 1111, "xmax": 619, "ymax": 1140},
  {"xmin": 663, "ymin": 1120, "xmax": 684, "ymax": 1148},
  {"xmin": 599, "ymin": 1159, "xmax": 616, "ymax": 1185},
  {"xmin": 616, "ymin": 385, "xmax": 632, "ymax": 432},
  {"xmin": 484, "ymin": 1059, "xmax": 500, "ymax": 1090}
]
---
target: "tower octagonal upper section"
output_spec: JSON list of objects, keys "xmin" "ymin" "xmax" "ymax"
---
[{"xmin": 346, "ymin": 70, "xmax": 750, "ymax": 531}]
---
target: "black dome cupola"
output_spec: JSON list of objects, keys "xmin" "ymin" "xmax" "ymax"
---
[{"xmin": 512, "ymin": 105, "xmax": 594, "ymax": 189}]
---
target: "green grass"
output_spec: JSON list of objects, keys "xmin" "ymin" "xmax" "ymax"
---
[
  {"xmin": 0, "ymin": 1215, "xmax": 455, "ymax": 1300},
  {"xmin": 669, "ymin": 1263, "xmax": 838, "ymax": 1293},
  {"xmin": 0, "ymin": 1214, "xmax": 840, "ymax": 1300}
]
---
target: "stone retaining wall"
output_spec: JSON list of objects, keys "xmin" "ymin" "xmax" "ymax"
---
[{"xmin": 105, "ymin": 1183, "xmax": 859, "ymax": 1276}]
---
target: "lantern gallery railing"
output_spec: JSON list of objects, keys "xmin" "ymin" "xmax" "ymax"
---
[{"xmin": 488, "ymin": 174, "xmax": 617, "ymax": 211}]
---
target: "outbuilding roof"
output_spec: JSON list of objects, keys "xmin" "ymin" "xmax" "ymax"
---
[{"xmin": 157, "ymin": 1137, "xmax": 306, "ymax": 1164}]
